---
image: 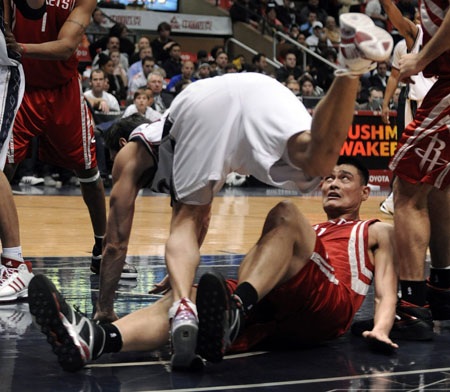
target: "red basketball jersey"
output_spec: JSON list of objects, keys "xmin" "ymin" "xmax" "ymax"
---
[
  {"xmin": 420, "ymin": 0, "xmax": 450, "ymax": 77},
  {"xmin": 312, "ymin": 218, "xmax": 377, "ymax": 312},
  {"xmin": 11, "ymin": 0, "xmax": 78, "ymax": 88}
]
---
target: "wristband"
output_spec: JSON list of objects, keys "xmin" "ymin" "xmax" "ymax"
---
[{"xmin": 20, "ymin": 43, "xmax": 27, "ymax": 55}]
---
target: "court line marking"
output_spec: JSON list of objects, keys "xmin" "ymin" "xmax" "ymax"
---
[
  {"xmin": 85, "ymin": 351, "xmax": 268, "ymax": 368},
  {"xmin": 407, "ymin": 377, "xmax": 449, "ymax": 392},
  {"xmin": 87, "ymin": 366, "xmax": 450, "ymax": 392},
  {"xmin": 34, "ymin": 264, "xmax": 239, "ymax": 271}
]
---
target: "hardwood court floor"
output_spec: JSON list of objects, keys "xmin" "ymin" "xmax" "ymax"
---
[
  {"xmin": 14, "ymin": 190, "xmax": 393, "ymax": 258},
  {"xmin": 3, "ymin": 186, "xmax": 450, "ymax": 392}
]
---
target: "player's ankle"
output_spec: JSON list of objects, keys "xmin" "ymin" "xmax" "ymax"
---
[
  {"xmin": 400, "ymin": 280, "xmax": 427, "ymax": 306},
  {"xmin": 429, "ymin": 267, "xmax": 450, "ymax": 289}
]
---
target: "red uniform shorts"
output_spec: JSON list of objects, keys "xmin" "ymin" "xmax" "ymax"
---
[
  {"xmin": 8, "ymin": 76, "xmax": 97, "ymax": 171},
  {"xmin": 389, "ymin": 77, "xmax": 450, "ymax": 190},
  {"xmin": 227, "ymin": 237, "xmax": 355, "ymax": 352}
]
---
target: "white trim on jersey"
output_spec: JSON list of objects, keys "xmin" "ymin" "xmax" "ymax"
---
[
  {"xmin": 390, "ymin": 93, "xmax": 450, "ymax": 171},
  {"xmin": 421, "ymin": 0, "xmax": 445, "ymax": 37},
  {"xmin": 348, "ymin": 221, "xmax": 372, "ymax": 296},
  {"xmin": 310, "ymin": 252, "xmax": 339, "ymax": 285}
]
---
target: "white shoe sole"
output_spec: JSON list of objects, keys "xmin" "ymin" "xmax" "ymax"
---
[
  {"xmin": 0, "ymin": 288, "xmax": 28, "ymax": 302},
  {"xmin": 171, "ymin": 322, "xmax": 199, "ymax": 369}
]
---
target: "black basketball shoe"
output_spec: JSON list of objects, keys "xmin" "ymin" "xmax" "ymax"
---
[
  {"xmin": 196, "ymin": 272, "xmax": 245, "ymax": 363},
  {"xmin": 90, "ymin": 244, "xmax": 138, "ymax": 279},
  {"xmin": 28, "ymin": 274, "xmax": 105, "ymax": 372},
  {"xmin": 389, "ymin": 299, "xmax": 434, "ymax": 341},
  {"xmin": 427, "ymin": 280, "xmax": 450, "ymax": 321}
]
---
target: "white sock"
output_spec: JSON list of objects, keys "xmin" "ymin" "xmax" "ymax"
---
[{"xmin": 2, "ymin": 246, "xmax": 24, "ymax": 262}]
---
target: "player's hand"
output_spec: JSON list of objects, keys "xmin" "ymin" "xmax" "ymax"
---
[
  {"xmin": 148, "ymin": 274, "xmax": 171, "ymax": 294},
  {"xmin": 4, "ymin": 25, "xmax": 23, "ymax": 56},
  {"xmin": 94, "ymin": 309, "xmax": 119, "ymax": 323},
  {"xmin": 399, "ymin": 53, "xmax": 422, "ymax": 83},
  {"xmin": 362, "ymin": 330, "xmax": 398, "ymax": 352},
  {"xmin": 381, "ymin": 105, "xmax": 390, "ymax": 124}
]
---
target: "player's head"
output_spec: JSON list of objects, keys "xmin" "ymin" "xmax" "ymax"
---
[
  {"xmin": 104, "ymin": 114, "xmax": 151, "ymax": 159},
  {"xmin": 321, "ymin": 157, "xmax": 370, "ymax": 219}
]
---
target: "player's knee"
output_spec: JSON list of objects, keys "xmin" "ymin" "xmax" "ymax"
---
[{"xmin": 266, "ymin": 200, "xmax": 298, "ymax": 228}]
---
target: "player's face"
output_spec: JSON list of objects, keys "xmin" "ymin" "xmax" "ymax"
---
[{"xmin": 321, "ymin": 164, "xmax": 369, "ymax": 216}]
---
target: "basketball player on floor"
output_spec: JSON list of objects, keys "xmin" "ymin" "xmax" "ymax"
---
[
  {"xmin": 28, "ymin": 157, "xmax": 399, "ymax": 371},
  {"xmin": 85, "ymin": 13, "xmax": 394, "ymax": 368}
]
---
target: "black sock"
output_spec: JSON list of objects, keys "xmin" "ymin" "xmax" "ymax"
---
[
  {"xmin": 98, "ymin": 323, "xmax": 123, "ymax": 356},
  {"xmin": 429, "ymin": 268, "xmax": 450, "ymax": 289},
  {"xmin": 94, "ymin": 235, "xmax": 104, "ymax": 251},
  {"xmin": 400, "ymin": 280, "xmax": 427, "ymax": 306},
  {"xmin": 233, "ymin": 282, "xmax": 258, "ymax": 313}
]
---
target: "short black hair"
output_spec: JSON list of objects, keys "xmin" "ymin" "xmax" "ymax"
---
[
  {"xmin": 157, "ymin": 22, "xmax": 171, "ymax": 33},
  {"xmin": 104, "ymin": 114, "xmax": 150, "ymax": 151},
  {"xmin": 336, "ymin": 156, "xmax": 369, "ymax": 185}
]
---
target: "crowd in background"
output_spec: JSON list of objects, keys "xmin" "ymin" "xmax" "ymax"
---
[{"xmin": 15, "ymin": 0, "xmax": 415, "ymax": 187}]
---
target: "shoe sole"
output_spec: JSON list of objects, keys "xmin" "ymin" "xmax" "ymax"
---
[
  {"xmin": 171, "ymin": 321, "xmax": 200, "ymax": 369},
  {"xmin": 90, "ymin": 258, "xmax": 137, "ymax": 279},
  {"xmin": 28, "ymin": 275, "xmax": 85, "ymax": 372},
  {"xmin": 196, "ymin": 272, "xmax": 229, "ymax": 363},
  {"xmin": 0, "ymin": 289, "xmax": 29, "ymax": 302},
  {"xmin": 390, "ymin": 320, "xmax": 434, "ymax": 341}
]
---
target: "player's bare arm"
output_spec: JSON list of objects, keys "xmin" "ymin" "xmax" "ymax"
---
[
  {"xmin": 381, "ymin": 67, "xmax": 400, "ymax": 125},
  {"xmin": 287, "ymin": 76, "xmax": 359, "ymax": 177},
  {"xmin": 362, "ymin": 222, "xmax": 398, "ymax": 348},
  {"xmin": 95, "ymin": 141, "xmax": 156, "ymax": 323},
  {"xmin": 400, "ymin": 6, "xmax": 450, "ymax": 80},
  {"xmin": 380, "ymin": 0, "xmax": 418, "ymax": 50},
  {"xmin": 19, "ymin": 0, "xmax": 96, "ymax": 60}
]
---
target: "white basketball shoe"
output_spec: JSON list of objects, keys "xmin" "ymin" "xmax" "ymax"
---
[
  {"xmin": 0, "ymin": 257, "xmax": 34, "ymax": 302},
  {"xmin": 338, "ymin": 13, "xmax": 393, "ymax": 76}
]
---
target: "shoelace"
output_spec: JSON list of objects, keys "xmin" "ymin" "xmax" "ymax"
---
[{"xmin": 0, "ymin": 265, "xmax": 17, "ymax": 284}]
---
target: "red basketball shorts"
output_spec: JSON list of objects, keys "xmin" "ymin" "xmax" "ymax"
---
[
  {"xmin": 227, "ymin": 237, "xmax": 355, "ymax": 352},
  {"xmin": 389, "ymin": 77, "xmax": 450, "ymax": 190},
  {"xmin": 8, "ymin": 76, "xmax": 97, "ymax": 171}
]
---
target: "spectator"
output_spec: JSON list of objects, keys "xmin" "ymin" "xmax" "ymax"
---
[
  {"xmin": 97, "ymin": 53, "xmax": 126, "ymax": 103},
  {"xmin": 210, "ymin": 45, "xmax": 224, "ymax": 61},
  {"xmin": 225, "ymin": 63, "xmax": 239, "ymax": 73},
  {"xmin": 299, "ymin": 0, "xmax": 328, "ymax": 25},
  {"xmin": 195, "ymin": 63, "xmax": 211, "ymax": 80},
  {"xmin": 128, "ymin": 57, "xmax": 156, "ymax": 101},
  {"xmin": 252, "ymin": 53, "xmax": 268, "ymax": 74},
  {"xmin": 357, "ymin": 86, "xmax": 384, "ymax": 110},
  {"xmin": 86, "ymin": 8, "xmax": 107, "ymax": 44},
  {"xmin": 324, "ymin": 16, "xmax": 340, "ymax": 46},
  {"xmin": 299, "ymin": 75, "xmax": 317, "ymax": 97},
  {"xmin": 195, "ymin": 50, "xmax": 209, "ymax": 68},
  {"xmin": 300, "ymin": 10, "xmax": 317, "ymax": 36},
  {"xmin": 166, "ymin": 61, "xmax": 196, "ymax": 92},
  {"xmin": 229, "ymin": 0, "xmax": 260, "ymax": 28},
  {"xmin": 266, "ymin": 2, "xmax": 284, "ymax": 31},
  {"xmin": 127, "ymin": 46, "xmax": 153, "ymax": 86},
  {"xmin": 212, "ymin": 52, "xmax": 229, "ymax": 76},
  {"xmin": 123, "ymin": 89, "xmax": 161, "ymax": 122},
  {"xmin": 315, "ymin": 48, "xmax": 337, "ymax": 92},
  {"xmin": 286, "ymin": 79, "xmax": 300, "ymax": 95},
  {"xmin": 151, "ymin": 22, "xmax": 174, "ymax": 64},
  {"xmin": 365, "ymin": 0, "xmax": 387, "ymax": 30},
  {"xmin": 369, "ymin": 61, "xmax": 390, "ymax": 90},
  {"xmin": 161, "ymin": 43, "xmax": 182, "ymax": 79},
  {"xmin": 276, "ymin": 50, "xmax": 303, "ymax": 82},
  {"xmin": 289, "ymin": 24, "xmax": 300, "ymax": 40},
  {"xmin": 305, "ymin": 21, "xmax": 332, "ymax": 48},
  {"xmin": 129, "ymin": 35, "xmax": 151, "ymax": 65},
  {"xmin": 84, "ymin": 69, "xmax": 120, "ymax": 113},
  {"xmin": 232, "ymin": 54, "xmax": 246, "ymax": 71},
  {"xmin": 110, "ymin": 49, "xmax": 127, "ymax": 89},
  {"xmin": 391, "ymin": 87, "xmax": 402, "ymax": 110},
  {"xmin": 147, "ymin": 72, "xmax": 173, "ymax": 113},
  {"xmin": 92, "ymin": 36, "xmax": 129, "ymax": 71},
  {"xmin": 276, "ymin": 0, "xmax": 298, "ymax": 28},
  {"xmin": 174, "ymin": 79, "xmax": 192, "ymax": 96}
]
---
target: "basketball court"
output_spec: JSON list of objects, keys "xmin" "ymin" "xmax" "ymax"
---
[{"xmin": 1, "ymin": 185, "xmax": 449, "ymax": 391}]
